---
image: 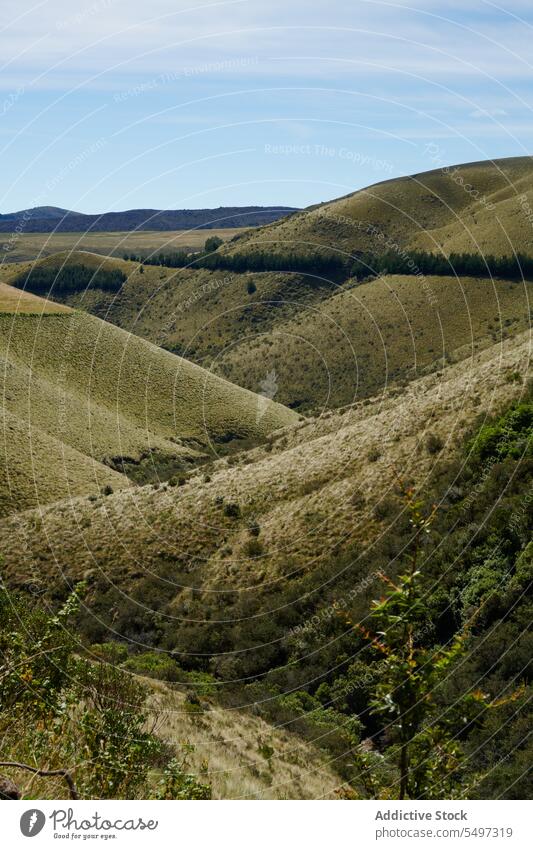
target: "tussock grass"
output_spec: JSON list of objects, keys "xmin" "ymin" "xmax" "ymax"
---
[
  {"xmin": 0, "ymin": 282, "xmax": 70, "ymax": 314},
  {"xmin": 45, "ymin": 260, "xmax": 529, "ymax": 411},
  {"xmin": 145, "ymin": 679, "xmax": 343, "ymax": 799},
  {"xmin": 1, "ymin": 329, "xmax": 529, "ymax": 603},
  {"xmin": 222, "ymin": 155, "xmax": 533, "ymax": 259},
  {"xmin": 0, "ymin": 300, "xmax": 297, "ymax": 515},
  {"xmin": 0, "ymin": 406, "xmax": 129, "ymax": 518}
]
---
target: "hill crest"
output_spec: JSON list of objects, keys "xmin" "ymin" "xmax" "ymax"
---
[{"xmin": 0, "ymin": 205, "xmax": 298, "ymax": 233}]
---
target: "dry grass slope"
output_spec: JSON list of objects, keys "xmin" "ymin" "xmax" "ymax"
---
[
  {"xmin": 146, "ymin": 679, "xmax": 343, "ymax": 799},
  {"xmin": 1, "ymin": 329, "xmax": 529, "ymax": 604},
  {"xmin": 31, "ymin": 257, "xmax": 529, "ymax": 411},
  {"xmin": 0, "ymin": 281, "xmax": 70, "ymax": 314},
  {"xmin": 0, "ymin": 287, "xmax": 297, "ymax": 515},
  {"xmin": 225, "ymin": 156, "xmax": 533, "ymax": 259},
  {"xmin": 212, "ymin": 273, "xmax": 531, "ymax": 409},
  {"xmin": 0, "ymin": 407, "xmax": 129, "ymax": 518},
  {"xmin": 6, "ymin": 161, "xmax": 532, "ymax": 414}
]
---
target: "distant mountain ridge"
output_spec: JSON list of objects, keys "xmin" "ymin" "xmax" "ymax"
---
[{"xmin": 0, "ymin": 205, "xmax": 297, "ymax": 233}]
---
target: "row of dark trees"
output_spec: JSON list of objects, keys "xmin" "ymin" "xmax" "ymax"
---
[
  {"xmin": 352, "ymin": 249, "xmax": 533, "ymax": 281},
  {"xmin": 124, "ymin": 247, "xmax": 347, "ymax": 277},
  {"xmin": 124, "ymin": 245, "xmax": 533, "ymax": 282},
  {"xmin": 17, "ymin": 264, "xmax": 126, "ymax": 297}
]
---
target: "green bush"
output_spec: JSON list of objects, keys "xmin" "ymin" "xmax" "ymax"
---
[
  {"xmin": 156, "ymin": 753, "xmax": 211, "ymax": 799},
  {"xmin": 471, "ymin": 401, "xmax": 532, "ymax": 461},
  {"xmin": 0, "ymin": 582, "xmax": 211, "ymax": 800},
  {"xmin": 122, "ymin": 650, "xmax": 181, "ymax": 682},
  {"xmin": 204, "ymin": 235, "xmax": 223, "ymax": 253},
  {"xmin": 243, "ymin": 538, "xmax": 264, "ymax": 558},
  {"xmin": 89, "ymin": 642, "xmax": 128, "ymax": 665}
]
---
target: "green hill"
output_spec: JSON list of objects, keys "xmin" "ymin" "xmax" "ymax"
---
[
  {"xmin": 23, "ymin": 254, "xmax": 529, "ymax": 412},
  {"xmin": 1, "ymin": 327, "xmax": 529, "ymax": 625},
  {"xmin": 10, "ymin": 156, "xmax": 531, "ymax": 414},
  {"xmin": 0, "ymin": 284, "xmax": 298, "ymax": 515},
  {"xmin": 220, "ymin": 155, "xmax": 533, "ymax": 259},
  {"xmin": 0, "ymin": 156, "xmax": 532, "ymax": 799}
]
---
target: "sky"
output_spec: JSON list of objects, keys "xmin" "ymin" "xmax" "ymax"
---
[{"xmin": 1, "ymin": 0, "xmax": 533, "ymax": 213}]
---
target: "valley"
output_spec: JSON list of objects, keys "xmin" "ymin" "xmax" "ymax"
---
[{"xmin": 0, "ymin": 156, "xmax": 531, "ymax": 801}]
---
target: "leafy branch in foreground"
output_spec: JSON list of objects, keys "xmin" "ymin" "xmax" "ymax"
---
[
  {"xmin": 347, "ymin": 481, "xmax": 521, "ymax": 800},
  {"xmin": 0, "ymin": 575, "xmax": 211, "ymax": 800}
]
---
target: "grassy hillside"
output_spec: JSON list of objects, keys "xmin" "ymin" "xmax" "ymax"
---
[
  {"xmin": 25, "ymin": 255, "xmax": 529, "ymax": 411},
  {"xmin": 8, "ymin": 249, "xmax": 128, "ymax": 284},
  {"xmin": 0, "ymin": 407, "xmax": 129, "ymax": 518},
  {"xmin": 145, "ymin": 679, "xmax": 343, "ymax": 799},
  {"xmin": 6, "ymin": 156, "xmax": 532, "ymax": 416},
  {"xmin": 202, "ymin": 273, "xmax": 531, "ymax": 409},
  {"xmin": 2, "ymin": 158, "xmax": 531, "ymax": 800},
  {"xmin": 0, "ymin": 281, "xmax": 71, "ymax": 314},
  {"xmin": 0, "ymin": 283, "xmax": 297, "ymax": 515},
  {"xmin": 1, "ymin": 329, "xmax": 529, "ymax": 796},
  {"xmin": 1, "ymin": 327, "xmax": 528, "ymax": 624},
  {"xmin": 0, "ymin": 285, "xmax": 128, "ymax": 515},
  {"xmin": 221, "ymin": 155, "xmax": 533, "ymax": 259}
]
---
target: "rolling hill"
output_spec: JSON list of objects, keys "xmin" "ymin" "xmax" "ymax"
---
[
  {"xmin": 0, "ymin": 204, "xmax": 297, "ymax": 233},
  {"xmin": 9, "ymin": 156, "xmax": 531, "ymax": 414},
  {"xmin": 0, "ymin": 282, "xmax": 298, "ymax": 516},
  {"xmin": 1, "ymin": 156, "xmax": 531, "ymax": 799},
  {"xmin": 14, "ymin": 248, "xmax": 530, "ymax": 412},
  {"xmin": 1, "ymin": 326, "xmax": 529, "ymax": 632},
  {"xmin": 219, "ymin": 155, "xmax": 533, "ymax": 259}
]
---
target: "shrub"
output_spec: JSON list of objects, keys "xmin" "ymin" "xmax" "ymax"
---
[
  {"xmin": 0, "ymin": 583, "xmax": 211, "ymax": 800},
  {"xmin": 75, "ymin": 662, "xmax": 161, "ymax": 798},
  {"xmin": 351, "ymin": 487, "xmax": 512, "ymax": 800},
  {"xmin": 426, "ymin": 432, "xmax": 444, "ymax": 454},
  {"xmin": 122, "ymin": 650, "xmax": 181, "ymax": 682},
  {"xmin": 89, "ymin": 642, "xmax": 128, "ymax": 665},
  {"xmin": 223, "ymin": 501, "xmax": 241, "ymax": 518},
  {"xmin": 373, "ymin": 496, "xmax": 398, "ymax": 521},
  {"xmin": 204, "ymin": 235, "xmax": 223, "ymax": 253},
  {"xmin": 244, "ymin": 538, "xmax": 264, "ymax": 558},
  {"xmin": 471, "ymin": 401, "xmax": 533, "ymax": 461},
  {"xmin": 156, "ymin": 753, "xmax": 211, "ymax": 800}
]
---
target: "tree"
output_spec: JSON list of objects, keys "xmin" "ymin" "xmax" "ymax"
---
[
  {"xmin": 348, "ymin": 481, "xmax": 519, "ymax": 799},
  {"xmin": 204, "ymin": 235, "xmax": 223, "ymax": 253},
  {"xmin": 0, "ymin": 579, "xmax": 211, "ymax": 800}
]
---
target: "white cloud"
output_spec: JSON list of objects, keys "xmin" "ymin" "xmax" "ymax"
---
[{"xmin": 2, "ymin": 0, "xmax": 533, "ymax": 103}]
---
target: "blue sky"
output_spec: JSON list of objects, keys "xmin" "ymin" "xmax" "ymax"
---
[{"xmin": 1, "ymin": 0, "xmax": 533, "ymax": 212}]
